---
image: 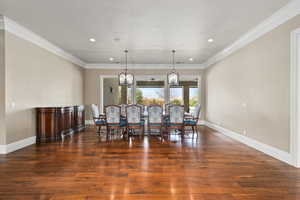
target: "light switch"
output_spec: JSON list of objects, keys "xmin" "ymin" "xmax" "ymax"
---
[{"xmin": 11, "ymin": 102, "xmax": 16, "ymax": 109}]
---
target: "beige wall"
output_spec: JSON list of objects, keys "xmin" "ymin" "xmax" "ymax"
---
[
  {"xmin": 205, "ymin": 14, "xmax": 300, "ymax": 152},
  {"xmin": 5, "ymin": 32, "xmax": 84, "ymax": 144},
  {"xmin": 0, "ymin": 30, "xmax": 5, "ymax": 145},
  {"xmin": 103, "ymin": 78, "xmax": 120, "ymax": 106},
  {"xmin": 84, "ymin": 69, "xmax": 204, "ymax": 119}
]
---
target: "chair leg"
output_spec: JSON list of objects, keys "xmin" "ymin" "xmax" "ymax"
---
[
  {"xmin": 106, "ymin": 127, "xmax": 110, "ymax": 139},
  {"xmin": 160, "ymin": 127, "xmax": 163, "ymax": 139},
  {"xmin": 192, "ymin": 126, "xmax": 195, "ymax": 138}
]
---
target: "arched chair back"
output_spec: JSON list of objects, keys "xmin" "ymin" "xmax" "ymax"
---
[
  {"xmin": 193, "ymin": 104, "xmax": 201, "ymax": 121},
  {"xmin": 105, "ymin": 105, "xmax": 121, "ymax": 125},
  {"xmin": 169, "ymin": 105, "xmax": 185, "ymax": 124},
  {"xmin": 148, "ymin": 105, "xmax": 163, "ymax": 136},
  {"xmin": 126, "ymin": 105, "xmax": 144, "ymax": 134},
  {"xmin": 148, "ymin": 105, "xmax": 163, "ymax": 124},
  {"xmin": 126, "ymin": 105, "xmax": 141, "ymax": 124},
  {"xmin": 91, "ymin": 104, "xmax": 100, "ymax": 119}
]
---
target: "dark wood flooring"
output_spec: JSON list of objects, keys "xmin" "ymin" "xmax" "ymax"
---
[{"xmin": 0, "ymin": 126, "xmax": 300, "ymax": 200}]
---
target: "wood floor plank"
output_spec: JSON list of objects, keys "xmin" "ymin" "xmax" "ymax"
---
[{"xmin": 0, "ymin": 126, "xmax": 300, "ymax": 200}]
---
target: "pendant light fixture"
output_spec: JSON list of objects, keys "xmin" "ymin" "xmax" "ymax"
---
[
  {"xmin": 167, "ymin": 50, "xmax": 179, "ymax": 86},
  {"xmin": 119, "ymin": 50, "xmax": 134, "ymax": 86}
]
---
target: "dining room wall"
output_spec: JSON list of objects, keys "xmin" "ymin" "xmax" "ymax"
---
[
  {"xmin": 84, "ymin": 68, "xmax": 205, "ymax": 121},
  {"xmin": 4, "ymin": 31, "xmax": 84, "ymax": 145},
  {"xmin": 205, "ymin": 14, "xmax": 300, "ymax": 153}
]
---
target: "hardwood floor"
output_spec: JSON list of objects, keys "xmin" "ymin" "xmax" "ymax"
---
[{"xmin": 0, "ymin": 126, "xmax": 300, "ymax": 200}]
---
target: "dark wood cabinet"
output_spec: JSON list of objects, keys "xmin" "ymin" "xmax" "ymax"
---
[
  {"xmin": 36, "ymin": 105, "xmax": 85, "ymax": 143},
  {"xmin": 74, "ymin": 105, "xmax": 85, "ymax": 132}
]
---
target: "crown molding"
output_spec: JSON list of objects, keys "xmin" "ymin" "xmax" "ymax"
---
[
  {"xmin": 85, "ymin": 63, "xmax": 205, "ymax": 70},
  {"xmin": 2, "ymin": 0, "xmax": 300, "ymax": 70},
  {"xmin": 203, "ymin": 0, "xmax": 300, "ymax": 68},
  {"xmin": 2, "ymin": 16, "xmax": 85, "ymax": 67}
]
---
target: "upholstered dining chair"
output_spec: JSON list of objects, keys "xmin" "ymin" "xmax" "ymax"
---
[
  {"xmin": 184, "ymin": 104, "xmax": 201, "ymax": 137},
  {"xmin": 105, "ymin": 105, "xmax": 126, "ymax": 136},
  {"xmin": 166, "ymin": 105, "xmax": 185, "ymax": 136},
  {"xmin": 126, "ymin": 105, "xmax": 145, "ymax": 136},
  {"xmin": 147, "ymin": 105, "xmax": 163, "ymax": 137},
  {"xmin": 91, "ymin": 104, "xmax": 106, "ymax": 135}
]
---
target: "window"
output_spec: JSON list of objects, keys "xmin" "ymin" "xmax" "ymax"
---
[
  {"xmin": 189, "ymin": 87, "xmax": 198, "ymax": 113},
  {"xmin": 170, "ymin": 87, "xmax": 183, "ymax": 105},
  {"xmin": 135, "ymin": 81, "xmax": 165, "ymax": 106},
  {"xmin": 127, "ymin": 86, "xmax": 132, "ymax": 104}
]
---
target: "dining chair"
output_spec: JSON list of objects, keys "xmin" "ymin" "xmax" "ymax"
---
[
  {"xmin": 91, "ymin": 104, "xmax": 106, "ymax": 135},
  {"xmin": 105, "ymin": 105, "xmax": 126, "ymax": 136},
  {"xmin": 166, "ymin": 105, "xmax": 185, "ymax": 137},
  {"xmin": 126, "ymin": 104, "xmax": 145, "ymax": 136},
  {"xmin": 184, "ymin": 104, "xmax": 201, "ymax": 137},
  {"xmin": 147, "ymin": 104, "xmax": 163, "ymax": 137}
]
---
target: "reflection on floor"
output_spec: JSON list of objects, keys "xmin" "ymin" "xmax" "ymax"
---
[{"xmin": 0, "ymin": 126, "xmax": 299, "ymax": 200}]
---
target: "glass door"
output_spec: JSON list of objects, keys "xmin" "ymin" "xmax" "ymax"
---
[
  {"xmin": 135, "ymin": 81, "xmax": 165, "ymax": 106},
  {"xmin": 170, "ymin": 86, "xmax": 183, "ymax": 105}
]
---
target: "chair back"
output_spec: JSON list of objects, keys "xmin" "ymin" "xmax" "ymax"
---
[
  {"xmin": 169, "ymin": 105, "xmax": 184, "ymax": 124},
  {"xmin": 147, "ymin": 105, "xmax": 163, "ymax": 124},
  {"xmin": 193, "ymin": 104, "xmax": 201, "ymax": 119},
  {"xmin": 119, "ymin": 104, "xmax": 127, "ymax": 117},
  {"xmin": 105, "ymin": 105, "xmax": 121, "ymax": 124},
  {"xmin": 126, "ymin": 105, "xmax": 141, "ymax": 124},
  {"xmin": 91, "ymin": 104, "xmax": 100, "ymax": 118}
]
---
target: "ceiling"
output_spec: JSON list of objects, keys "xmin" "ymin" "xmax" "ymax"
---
[{"xmin": 0, "ymin": 0, "xmax": 290, "ymax": 65}]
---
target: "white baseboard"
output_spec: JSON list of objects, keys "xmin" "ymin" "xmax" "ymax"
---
[
  {"xmin": 0, "ymin": 145, "xmax": 6, "ymax": 154},
  {"xmin": 204, "ymin": 121, "xmax": 293, "ymax": 165},
  {"xmin": 0, "ymin": 136, "xmax": 36, "ymax": 154},
  {"xmin": 198, "ymin": 120, "xmax": 206, "ymax": 125}
]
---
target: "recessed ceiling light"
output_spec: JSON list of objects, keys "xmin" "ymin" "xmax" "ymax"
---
[
  {"xmin": 189, "ymin": 58, "xmax": 194, "ymax": 62},
  {"xmin": 208, "ymin": 38, "xmax": 214, "ymax": 43},
  {"xmin": 89, "ymin": 38, "xmax": 96, "ymax": 42},
  {"xmin": 109, "ymin": 57, "xmax": 114, "ymax": 61}
]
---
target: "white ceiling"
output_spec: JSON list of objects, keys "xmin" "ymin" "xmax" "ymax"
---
[{"xmin": 0, "ymin": 0, "xmax": 290, "ymax": 65}]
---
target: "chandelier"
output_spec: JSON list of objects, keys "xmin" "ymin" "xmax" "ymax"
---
[
  {"xmin": 118, "ymin": 50, "xmax": 134, "ymax": 86},
  {"xmin": 167, "ymin": 50, "xmax": 179, "ymax": 86}
]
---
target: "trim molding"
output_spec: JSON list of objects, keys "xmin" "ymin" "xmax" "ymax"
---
[
  {"xmin": 85, "ymin": 63, "xmax": 205, "ymax": 70},
  {"xmin": 204, "ymin": 121, "xmax": 293, "ymax": 166},
  {"xmin": 290, "ymin": 28, "xmax": 300, "ymax": 168},
  {"xmin": 203, "ymin": 0, "xmax": 300, "ymax": 68},
  {"xmin": 0, "ymin": 136, "xmax": 36, "ymax": 154},
  {"xmin": 2, "ymin": 17, "xmax": 85, "ymax": 67},
  {"xmin": 2, "ymin": 1, "xmax": 300, "ymax": 70}
]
